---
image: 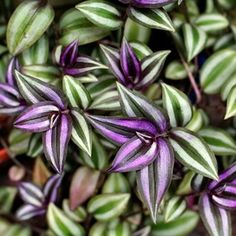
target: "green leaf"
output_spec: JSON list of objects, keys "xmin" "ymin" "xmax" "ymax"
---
[
  {"xmin": 185, "ymin": 108, "xmax": 203, "ymax": 132},
  {"xmin": 20, "ymin": 35, "xmax": 49, "ymax": 65},
  {"xmin": 27, "ymin": 133, "xmax": 43, "ymax": 158},
  {"xmin": 127, "ymin": 8, "xmax": 175, "ymax": 32},
  {"xmin": 47, "ymin": 203, "xmax": 85, "ymax": 236},
  {"xmin": 199, "ymin": 127, "xmax": 236, "ymax": 155},
  {"xmin": 164, "ymin": 197, "xmax": 186, "ymax": 222},
  {"xmin": 176, "ymin": 171, "xmax": 195, "ymax": 195},
  {"xmin": 87, "ymin": 193, "xmax": 130, "ymax": 221},
  {"xmin": 213, "ymin": 33, "xmax": 235, "ymax": 51},
  {"xmin": 75, "ymin": 0, "xmax": 122, "ymax": 30},
  {"xmin": 165, "ymin": 60, "xmax": 194, "ymax": 80},
  {"xmin": 152, "ymin": 210, "xmax": 199, "ymax": 236},
  {"xmin": 130, "ymin": 42, "xmax": 153, "ymax": 60},
  {"xmin": 63, "ymin": 75, "xmax": 91, "ymax": 109},
  {"xmin": 194, "ymin": 13, "xmax": 229, "ymax": 33},
  {"xmin": 71, "ymin": 109, "xmax": 92, "ymax": 156},
  {"xmin": 102, "ymin": 173, "xmax": 130, "ymax": 194},
  {"xmin": 183, "ymin": 23, "xmax": 207, "ymax": 62},
  {"xmin": 89, "ymin": 222, "xmax": 107, "ymax": 236},
  {"xmin": 162, "ymin": 83, "xmax": 193, "ymax": 127},
  {"xmin": 7, "ymin": 1, "xmax": 54, "ymax": 55},
  {"xmin": 221, "ymin": 73, "xmax": 236, "ymax": 101},
  {"xmin": 106, "ymin": 220, "xmax": 131, "ymax": 236},
  {"xmin": 0, "ymin": 187, "xmax": 17, "ymax": 213},
  {"xmin": 59, "ymin": 9, "xmax": 109, "ymax": 46},
  {"xmin": 169, "ymin": 128, "xmax": 218, "ymax": 180},
  {"xmin": 225, "ymin": 85, "xmax": 236, "ymax": 119},
  {"xmin": 200, "ymin": 49, "xmax": 236, "ymax": 94}
]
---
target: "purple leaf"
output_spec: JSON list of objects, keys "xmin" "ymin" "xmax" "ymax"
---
[
  {"xmin": 86, "ymin": 114, "xmax": 157, "ymax": 145},
  {"xmin": 19, "ymin": 182, "xmax": 44, "ymax": 207},
  {"xmin": 136, "ymin": 138, "xmax": 174, "ymax": 223},
  {"xmin": 14, "ymin": 102, "xmax": 60, "ymax": 132},
  {"xmin": 43, "ymin": 114, "xmax": 72, "ymax": 174},
  {"xmin": 16, "ymin": 204, "xmax": 46, "ymax": 220},
  {"xmin": 100, "ymin": 44, "xmax": 126, "ymax": 85},
  {"xmin": 6, "ymin": 57, "xmax": 20, "ymax": 86},
  {"xmin": 15, "ymin": 70, "xmax": 67, "ymax": 109},
  {"xmin": 43, "ymin": 174, "xmax": 62, "ymax": 203},
  {"xmin": 120, "ymin": 38, "xmax": 141, "ymax": 84},
  {"xmin": 132, "ymin": 0, "xmax": 176, "ymax": 8},
  {"xmin": 109, "ymin": 136, "xmax": 158, "ymax": 172},
  {"xmin": 0, "ymin": 83, "xmax": 21, "ymax": 107},
  {"xmin": 0, "ymin": 106, "xmax": 25, "ymax": 115},
  {"xmin": 60, "ymin": 40, "xmax": 78, "ymax": 67},
  {"xmin": 212, "ymin": 193, "xmax": 236, "ymax": 210},
  {"xmin": 199, "ymin": 193, "xmax": 232, "ymax": 236}
]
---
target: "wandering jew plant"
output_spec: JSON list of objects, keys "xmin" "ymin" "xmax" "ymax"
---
[{"xmin": 0, "ymin": 0, "xmax": 236, "ymax": 235}]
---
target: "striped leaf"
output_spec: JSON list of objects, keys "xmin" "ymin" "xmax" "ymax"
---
[
  {"xmin": 89, "ymin": 222, "xmax": 107, "ymax": 236},
  {"xmin": 162, "ymin": 83, "xmax": 193, "ymax": 127},
  {"xmin": 185, "ymin": 108, "xmax": 204, "ymax": 132},
  {"xmin": 176, "ymin": 171, "xmax": 195, "ymax": 195},
  {"xmin": 87, "ymin": 193, "xmax": 130, "ymax": 221},
  {"xmin": 130, "ymin": 42, "xmax": 152, "ymax": 60},
  {"xmin": 15, "ymin": 70, "xmax": 67, "ymax": 109},
  {"xmin": 213, "ymin": 33, "xmax": 235, "ymax": 51},
  {"xmin": 59, "ymin": 9, "xmax": 109, "ymax": 46},
  {"xmin": 71, "ymin": 109, "xmax": 92, "ymax": 156},
  {"xmin": 20, "ymin": 35, "xmax": 49, "ymax": 65},
  {"xmin": 75, "ymin": 0, "xmax": 122, "ymax": 30},
  {"xmin": 27, "ymin": 133, "xmax": 43, "ymax": 158},
  {"xmin": 136, "ymin": 50, "xmax": 170, "ymax": 89},
  {"xmin": 169, "ymin": 128, "xmax": 218, "ymax": 180},
  {"xmin": 102, "ymin": 173, "xmax": 130, "ymax": 194},
  {"xmin": 183, "ymin": 23, "xmax": 207, "ymax": 62},
  {"xmin": 200, "ymin": 49, "xmax": 236, "ymax": 94},
  {"xmin": 199, "ymin": 193, "xmax": 231, "ymax": 236},
  {"xmin": 165, "ymin": 60, "xmax": 194, "ymax": 80},
  {"xmin": 62, "ymin": 199, "xmax": 87, "ymax": 222},
  {"xmin": 47, "ymin": 203, "xmax": 85, "ymax": 236},
  {"xmin": 164, "ymin": 197, "xmax": 186, "ymax": 222},
  {"xmin": 127, "ymin": 8, "xmax": 175, "ymax": 32},
  {"xmin": 7, "ymin": 1, "xmax": 54, "ymax": 55},
  {"xmin": 152, "ymin": 210, "xmax": 199, "ymax": 236},
  {"xmin": 194, "ymin": 13, "xmax": 229, "ymax": 33},
  {"xmin": 199, "ymin": 127, "xmax": 236, "ymax": 155},
  {"xmin": 225, "ymin": 85, "xmax": 236, "ymax": 119},
  {"xmin": 0, "ymin": 187, "xmax": 17, "ymax": 213},
  {"xmin": 221, "ymin": 73, "xmax": 236, "ymax": 101},
  {"xmin": 63, "ymin": 75, "xmax": 91, "ymax": 109},
  {"xmin": 117, "ymin": 83, "xmax": 169, "ymax": 133},
  {"xmin": 106, "ymin": 220, "xmax": 131, "ymax": 236},
  {"xmin": 69, "ymin": 166, "xmax": 100, "ymax": 210}
]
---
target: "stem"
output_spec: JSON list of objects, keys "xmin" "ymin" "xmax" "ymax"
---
[{"xmin": 179, "ymin": 53, "xmax": 202, "ymax": 103}]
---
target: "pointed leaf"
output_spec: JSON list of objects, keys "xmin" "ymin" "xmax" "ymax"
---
[
  {"xmin": 162, "ymin": 83, "xmax": 192, "ymax": 127},
  {"xmin": 183, "ymin": 23, "xmax": 207, "ymax": 62},
  {"xmin": 225, "ymin": 85, "xmax": 236, "ymax": 119},
  {"xmin": 87, "ymin": 193, "xmax": 130, "ymax": 221},
  {"xmin": 75, "ymin": 0, "xmax": 122, "ymax": 30},
  {"xmin": 27, "ymin": 133, "xmax": 43, "ymax": 157},
  {"xmin": 199, "ymin": 193, "xmax": 231, "ymax": 236},
  {"xmin": 43, "ymin": 114, "xmax": 72, "ymax": 174},
  {"xmin": 16, "ymin": 204, "xmax": 45, "ymax": 220},
  {"xmin": 60, "ymin": 41, "xmax": 78, "ymax": 67},
  {"xmin": 169, "ymin": 128, "xmax": 218, "ymax": 180},
  {"xmin": 132, "ymin": 0, "xmax": 176, "ymax": 8},
  {"xmin": 128, "ymin": 8, "xmax": 175, "ymax": 31},
  {"xmin": 221, "ymin": 73, "xmax": 236, "ymax": 101},
  {"xmin": 7, "ymin": 1, "xmax": 54, "ymax": 55}
]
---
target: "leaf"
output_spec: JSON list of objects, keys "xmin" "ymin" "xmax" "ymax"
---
[
  {"xmin": 136, "ymin": 50, "xmax": 170, "ymax": 89},
  {"xmin": 131, "ymin": 0, "xmax": 176, "ymax": 8},
  {"xmin": 15, "ymin": 70, "xmax": 67, "ymax": 109},
  {"xmin": 71, "ymin": 109, "xmax": 92, "ymax": 156},
  {"xmin": 200, "ymin": 49, "xmax": 236, "ymax": 94},
  {"xmin": 117, "ymin": 83, "xmax": 169, "ymax": 133},
  {"xmin": 47, "ymin": 203, "xmax": 85, "ymax": 236},
  {"xmin": 106, "ymin": 220, "xmax": 131, "ymax": 236},
  {"xmin": 221, "ymin": 73, "xmax": 236, "ymax": 101},
  {"xmin": 16, "ymin": 204, "xmax": 45, "ymax": 220},
  {"xmin": 63, "ymin": 75, "xmax": 91, "ymax": 109},
  {"xmin": 176, "ymin": 171, "xmax": 195, "ymax": 195},
  {"xmin": 27, "ymin": 134, "xmax": 43, "ymax": 158},
  {"xmin": 164, "ymin": 197, "xmax": 186, "ymax": 222},
  {"xmin": 199, "ymin": 193, "xmax": 231, "ymax": 236},
  {"xmin": 69, "ymin": 166, "xmax": 100, "ymax": 210},
  {"xmin": 185, "ymin": 108, "xmax": 203, "ymax": 132},
  {"xmin": 137, "ymin": 138, "xmax": 174, "ymax": 223},
  {"xmin": 102, "ymin": 173, "xmax": 130, "ymax": 194},
  {"xmin": 225, "ymin": 85, "xmax": 236, "ymax": 119},
  {"xmin": 183, "ymin": 23, "xmax": 207, "ymax": 62},
  {"xmin": 165, "ymin": 60, "xmax": 194, "ymax": 80},
  {"xmin": 59, "ymin": 9, "xmax": 109, "ymax": 46},
  {"xmin": 0, "ymin": 187, "xmax": 17, "ymax": 213},
  {"xmin": 169, "ymin": 128, "xmax": 218, "ymax": 180},
  {"xmin": 151, "ymin": 210, "xmax": 199, "ymax": 236},
  {"xmin": 161, "ymin": 83, "xmax": 193, "ymax": 127},
  {"xmin": 75, "ymin": 0, "xmax": 122, "ymax": 30},
  {"xmin": 130, "ymin": 42, "xmax": 153, "ymax": 60},
  {"xmin": 127, "ymin": 8, "xmax": 175, "ymax": 32},
  {"xmin": 7, "ymin": 1, "xmax": 54, "ymax": 55},
  {"xmin": 43, "ymin": 114, "xmax": 72, "ymax": 174},
  {"xmin": 199, "ymin": 127, "xmax": 236, "ymax": 155},
  {"xmin": 14, "ymin": 102, "xmax": 60, "ymax": 132},
  {"xmin": 194, "ymin": 13, "xmax": 229, "ymax": 33},
  {"xmin": 87, "ymin": 193, "xmax": 130, "ymax": 221}
]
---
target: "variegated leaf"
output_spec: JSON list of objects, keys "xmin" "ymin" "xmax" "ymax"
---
[
  {"xmin": 221, "ymin": 73, "xmax": 236, "ymax": 101},
  {"xmin": 225, "ymin": 85, "xmax": 236, "ymax": 119}
]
